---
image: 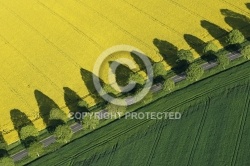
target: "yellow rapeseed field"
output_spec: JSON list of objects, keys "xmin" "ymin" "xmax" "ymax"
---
[{"xmin": 0, "ymin": 0, "xmax": 249, "ymax": 144}]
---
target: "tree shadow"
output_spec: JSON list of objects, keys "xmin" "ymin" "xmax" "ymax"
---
[
  {"xmin": 153, "ymin": 38, "xmax": 178, "ymax": 67},
  {"xmin": 23, "ymin": 136, "xmax": 38, "ymax": 148},
  {"xmin": 34, "ymin": 90, "xmax": 60, "ymax": 128},
  {"xmin": 80, "ymin": 68, "xmax": 103, "ymax": 94},
  {"xmin": 10, "ymin": 109, "xmax": 37, "ymax": 147},
  {"xmin": 49, "ymin": 119, "xmax": 65, "ymax": 132},
  {"xmin": 184, "ymin": 34, "xmax": 206, "ymax": 55},
  {"xmin": 221, "ymin": 9, "xmax": 250, "ymax": 21},
  {"xmin": 10, "ymin": 109, "xmax": 33, "ymax": 133},
  {"xmin": 224, "ymin": 17, "xmax": 250, "ymax": 40},
  {"xmin": 109, "ymin": 61, "xmax": 133, "ymax": 87},
  {"xmin": 221, "ymin": 9, "xmax": 250, "ymax": 40},
  {"xmin": 0, "ymin": 132, "xmax": 8, "ymax": 158},
  {"xmin": 201, "ymin": 20, "xmax": 228, "ymax": 47},
  {"xmin": 172, "ymin": 60, "xmax": 190, "ymax": 74},
  {"xmin": 64, "ymin": 87, "xmax": 89, "ymax": 122},
  {"xmin": 246, "ymin": 3, "xmax": 250, "ymax": 10},
  {"xmin": 80, "ymin": 68, "xmax": 105, "ymax": 104},
  {"xmin": 202, "ymin": 54, "xmax": 218, "ymax": 62},
  {"xmin": 130, "ymin": 51, "xmax": 154, "ymax": 72}
]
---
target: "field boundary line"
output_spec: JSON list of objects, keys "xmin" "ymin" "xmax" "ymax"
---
[
  {"xmin": 0, "ymin": 75, "xmax": 35, "ymax": 113},
  {"xmin": 104, "ymin": 143, "xmax": 118, "ymax": 166},
  {"xmin": 166, "ymin": 0, "xmax": 208, "ymax": 20},
  {"xmin": 121, "ymin": 0, "xmax": 183, "ymax": 36},
  {"xmin": 0, "ymin": 34, "xmax": 63, "ymax": 94},
  {"xmin": 186, "ymin": 99, "xmax": 210, "ymax": 166},
  {"xmin": 220, "ymin": 0, "xmax": 250, "ymax": 16},
  {"xmin": 0, "ymin": 2, "xmax": 82, "ymax": 69},
  {"xmin": 146, "ymin": 121, "xmax": 165, "ymax": 166},
  {"xmin": 230, "ymin": 83, "xmax": 250, "ymax": 166},
  {"xmin": 35, "ymin": 0, "xmax": 102, "ymax": 50},
  {"xmin": 76, "ymin": 0, "xmax": 159, "ymax": 54}
]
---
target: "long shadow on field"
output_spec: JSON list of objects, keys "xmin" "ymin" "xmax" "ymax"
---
[
  {"xmin": 221, "ymin": 9, "xmax": 250, "ymax": 20},
  {"xmin": 184, "ymin": 34, "xmax": 206, "ymax": 55},
  {"xmin": 153, "ymin": 38, "xmax": 178, "ymax": 67},
  {"xmin": 34, "ymin": 90, "xmax": 60, "ymax": 129},
  {"xmin": 0, "ymin": 132, "xmax": 8, "ymax": 158},
  {"xmin": 80, "ymin": 68, "xmax": 105, "ymax": 104},
  {"xmin": 10, "ymin": 109, "xmax": 33, "ymax": 133},
  {"xmin": 109, "ymin": 61, "xmax": 133, "ymax": 87},
  {"xmin": 221, "ymin": 9, "xmax": 250, "ymax": 40},
  {"xmin": 184, "ymin": 34, "xmax": 216, "ymax": 62},
  {"xmin": 64, "ymin": 87, "xmax": 89, "ymax": 122},
  {"xmin": 224, "ymin": 17, "xmax": 250, "ymax": 40},
  {"xmin": 201, "ymin": 20, "xmax": 228, "ymax": 47},
  {"xmin": 130, "ymin": 51, "xmax": 154, "ymax": 72},
  {"xmin": 10, "ymin": 109, "xmax": 37, "ymax": 147},
  {"xmin": 109, "ymin": 61, "xmax": 142, "ymax": 95},
  {"xmin": 246, "ymin": 3, "xmax": 250, "ymax": 10}
]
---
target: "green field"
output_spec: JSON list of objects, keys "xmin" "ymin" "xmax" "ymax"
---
[{"xmin": 27, "ymin": 61, "xmax": 250, "ymax": 166}]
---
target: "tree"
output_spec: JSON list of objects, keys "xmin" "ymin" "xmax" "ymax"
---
[
  {"xmin": 153, "ymin": 62, "xmax": 166, "ymax": 77},
  {"xmin": 186, "ymin": 63, "xmax": 204, "ymax": 81},
  {"xmin": 226, "ymin": 29, "xmax": 245, "ymax": 45},
  {"xmin": 49, "ymin": 108, "xmax": 67, "ymax": 123},
  {"xmin": 20, "ymin": 125, "xmax": 39, "ymax": 140},
  {"xmin": 91, "ymin": 94, "xmax": 104, "ymax": 104},
  {"xmin": 28, "ymin": 142, "xmax": 44, "ymax": 159},
  {"xmin": 203, "ymin": 42, "xmax": 218, "ymax": 54},
  {"xmin": 0, "ymin": 133, "xmax": 7, "ymax": 158},
  {"xmin": 103, "ymin": 84, "xmax": 117, "ymax": 95},
  {"xmin": 218, "ymin": 53, "xmax": 230, "ymax": 69},
  {"xmin": 0, "ymin": 157, "xmax": 14, "ymax": 166},
  {"xmin": 163, "ymin": 79, "xmax": 175, "ymax": 92},
  {"xmin": 129, "ymin": 72, "xmax": 145, "ymax": 85},
  {"xmin": 54, "ymin": 125, "xmax": 73, "ymax": 143},
  {"xmin": 142, "ymin": 92, "xmax": 154, "ymax": 104},
  {"xmin": 82, "ymin": 114, "xmax": 100, "ymax": 130},
  {"xmin": 177, "ymin": 49, "xmax": 194, "ymax": 63},
  {"xmin": 241, "ymin": 45, "xmax": 250, "ymax": 60},
  {"xmin": 77, "ymin": 100, "xmax": 88, "ymax": 108},
  {"xmin": 107, "ymin": 103, "xmax": 127, "ymax": 115}
]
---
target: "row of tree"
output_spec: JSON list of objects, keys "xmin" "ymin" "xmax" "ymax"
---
[
  {"xmin": 0, "ymin": 107, "xmax": 75, "ymax": 165},
  {"xmin": 26, "ymin": 108, "xmax": 73, "ymax": 158},
  {"xmin": 164, "ymin": 29, "xmax": 249, "ymax": 83},
  {"xmin": 120, "ymin": 29, "xmax": 250, "ymax": 106}
]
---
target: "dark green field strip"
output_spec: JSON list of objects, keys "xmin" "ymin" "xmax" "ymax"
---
[
  {"xmin": 105, "ymin": 144, "xmax": 117, "ymax": 166},
  {"xmin": 150, "ymin": 102, "xmax": 208, "ymax": 166},
  {"xmin": 72, "ymin": 84, "xmax": 250, "ymax": 166},
  {"xmin": 78, "ymin": 84, "xmax": 249, "ymax": 166},
  {"xmin": 234, "ymin": 108, "xmax": 250, "ymax": 166},
  {"xmin": 104, "ymin": 130, "xmax": 158, "ymax": 166},
  {"xmin": 186, "ymin": 99, "xmax": 210, "ymax": 166},
  {"xmin": 76, "ymin": 123, "xmax": 162, "ymax": 166},
  {"xmin": 56, "ymin": 82, "xmax": 240, "ymax": 165},
  {"xmin": 230, "ymin": 84, "xmax": 250, "ymax": 166},
  {"xmin": 190, "ymin": 84, "xmax": 249, "ymax": 166},
  {"xmin": 145, "ymin": 121, "xmax": 165, "ymax": 166},
  {"xmin": 78, "ymin": 100, "xmax": 210, "ymax": 166},
  {"xmin": 27, "ymin": 61, "xmax": 250, "ymax": 166},
  {"xmin": 60, "ymin": 119, "xmax": 155, "ymax": 165},
  {"xmin": 74, "ymin": 143, "xmax": 119, "ymax": 166}
]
